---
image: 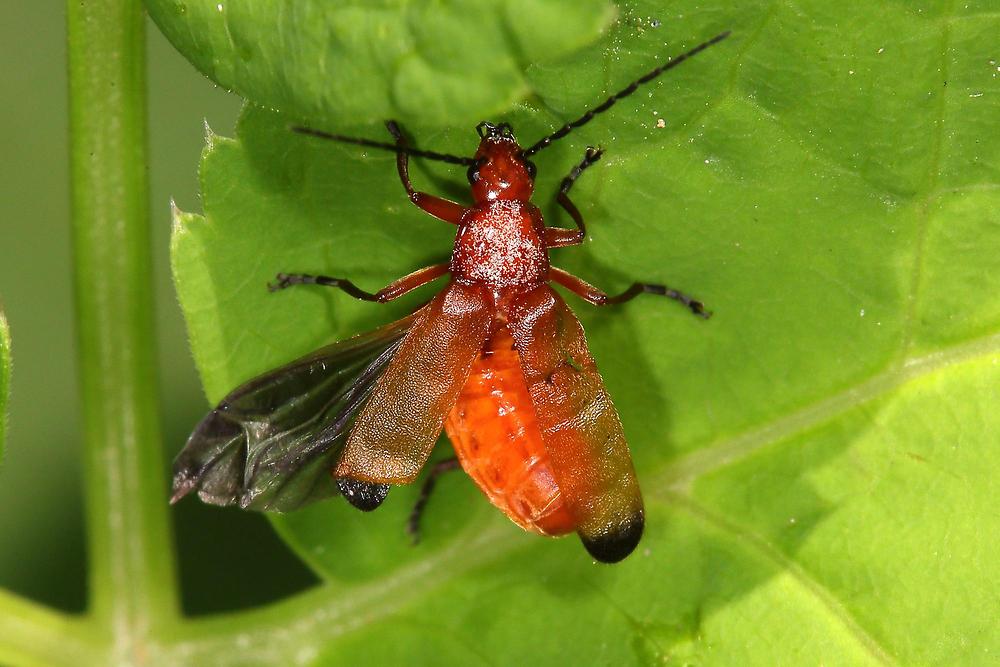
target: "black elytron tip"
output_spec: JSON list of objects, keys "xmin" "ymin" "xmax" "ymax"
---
[
  {"xmin": 336, "ymin": 477, "xmax": 390, "ymax": 512},
  {"xmin": 580, "ymin": 510, "xmax": 645, "ymax": 564}
]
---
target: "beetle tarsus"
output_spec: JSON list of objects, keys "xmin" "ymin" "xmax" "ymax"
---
[
  {"xmin": 268, "ymin": 272, "xmax": 380, "ymax": 301},
  {"xmin": 550, "ymin": 269, "xmax": 711, "ymax": 320},
  {"xmin": 560, "ymin": 146, "xmax": 604, "ymax": 195},
  {"xmin": 605, "ymin": 282, "xmax": 711, "ymax": 319},
  {"xmin": 268, "ymin": 272, "xmax": 292, "ymax": 292},
  {"xmin": 268, "ymin": 272, "xmax": 324, "ymax": 292}
]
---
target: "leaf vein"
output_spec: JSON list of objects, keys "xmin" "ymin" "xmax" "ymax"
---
[
  {"xmin": 664, "ymin": 493, "xmax": 898, "ymax": 666},
  {"xmin": 654, "ymin": 329, "xmax": 1000, "ymax": 492},
  {"xmin": 899, "ymin": 1, "xmax": 955, "ymax": 355}
]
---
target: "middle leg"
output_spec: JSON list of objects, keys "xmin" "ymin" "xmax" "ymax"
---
[
  {"xmin": 269, "ymin": 263, "xmax": 449, "ymax": 303},
  {"xmin": 550, "ymin": 266, "xmax": 711, "ymax": 319}
]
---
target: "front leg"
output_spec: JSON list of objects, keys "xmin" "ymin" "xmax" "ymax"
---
[
  {"xmin": 385, "ymin": 121, "xmax": 467, "ymax": 225},
  {"xmin": 270, "ymin": 263, "xmax": 449, "ymax": 303},
  {"xmin": 545, "ymin": 146, "xmax": 604, "ymax": 248}
]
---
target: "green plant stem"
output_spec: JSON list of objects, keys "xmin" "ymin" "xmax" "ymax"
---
[
  {"xmin": 0, "ymin": 312, "xmax": 9, "ymax": 451},
  {"xmin": 67, "ymin": 0, "xmax": 180, "ymax": 658},
  {"xmin": 0, "ymin": 590, "xmax": 102, "ymax": 666}
]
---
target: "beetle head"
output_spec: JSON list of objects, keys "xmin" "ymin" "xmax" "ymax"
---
[{"xmin": 467, "ymin": 122, "xmax": 536, "ymax": 203}]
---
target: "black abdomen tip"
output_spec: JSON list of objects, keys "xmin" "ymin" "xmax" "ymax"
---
[
  {"xmin": 580, "ymin": 510, "xmax": 644, "ymax": 564},
  {"xmin": 336, "ymin": 477, "xmax": 390, "ymax": 511}
]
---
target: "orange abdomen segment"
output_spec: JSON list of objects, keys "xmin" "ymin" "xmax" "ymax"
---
[{"xmin": 444, "ymin": 327, "xmax": 575, "ymax": 536}]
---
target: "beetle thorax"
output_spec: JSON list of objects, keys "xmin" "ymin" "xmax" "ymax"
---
[{"xmin": 451, "ymin": 200, "xmax": 548, "ymax": 289}]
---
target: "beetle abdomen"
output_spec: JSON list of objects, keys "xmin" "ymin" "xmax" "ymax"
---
[{"xmin": 444, "ymin": 327, "xmax": 574, "ymax": 536}]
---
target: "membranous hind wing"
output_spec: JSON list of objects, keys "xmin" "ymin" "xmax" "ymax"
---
[
  {"xmin": 171, "ymin": 313, "xmax": 418, "ymax": 512},
  {"xmin": 504, "ymin": 285, "xmax": 644, "ymax": 563}
]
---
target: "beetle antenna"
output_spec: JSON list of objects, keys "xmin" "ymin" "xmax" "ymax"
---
[
  {"xmin": 291, "ymin": 126, "xmax": 478, "ymax": 166},
  {"xmin": 521, "ymin": 30, "xmax": 731, "ymax": 157}
]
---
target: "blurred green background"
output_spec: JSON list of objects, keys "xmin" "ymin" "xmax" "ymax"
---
[{"xmin": 0, "ymin": 4, "xmax": 315, "ymax": 613}]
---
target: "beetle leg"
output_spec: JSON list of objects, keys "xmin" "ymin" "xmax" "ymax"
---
[
  {"xmin": 406, "ymin": 457, "xmax": 462, "ymax": 544},
  {"xmin": 550, "ymin": 266, "xmax": 710, "ymax": 319},
  {"xmin": 269, "ymin": 263, "xmax": 449, "ymax": 303},
  {"xmin": 545, "ymin": 147, "xmax": 604, "ymax": 248},
  {"xmin": 385, "ymin": 121, "xmax": 467, "ymax": 225}
]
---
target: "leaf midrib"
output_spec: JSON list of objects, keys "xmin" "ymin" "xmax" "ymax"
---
[{"xmin": 657, "ymin": 329, "xmax": 1000, "ymax": 492}]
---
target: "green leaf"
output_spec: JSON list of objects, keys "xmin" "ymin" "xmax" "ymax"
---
[
  {"xmin": 146, "ymin": 0, "xmax": 615, "ymax": 127},
  {"xmin": 171, "ymin": 2, "xmax": 1000, "ymax": 664},
  {"xmin": 0, "ymin": 311, "xmax": 8, "ymax": 456}
]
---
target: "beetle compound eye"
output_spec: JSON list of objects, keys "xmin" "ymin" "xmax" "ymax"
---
[
  {"xmin": 467, "ymin": 164, "xmax": 480, "ymax": 184},
  {"xmin": 525, "ymin": 161, "xmax": 537, "ymax": 180}
]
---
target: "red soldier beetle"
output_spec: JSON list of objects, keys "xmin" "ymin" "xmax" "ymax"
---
[{"xmin": 171, "ymin": 31, "xmax": 730, "ymax": 563}]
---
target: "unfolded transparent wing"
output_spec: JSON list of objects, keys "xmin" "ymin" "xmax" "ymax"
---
[{"xmin": 171, "ymin": 313, "xmax": 418, "ymax": 512}]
